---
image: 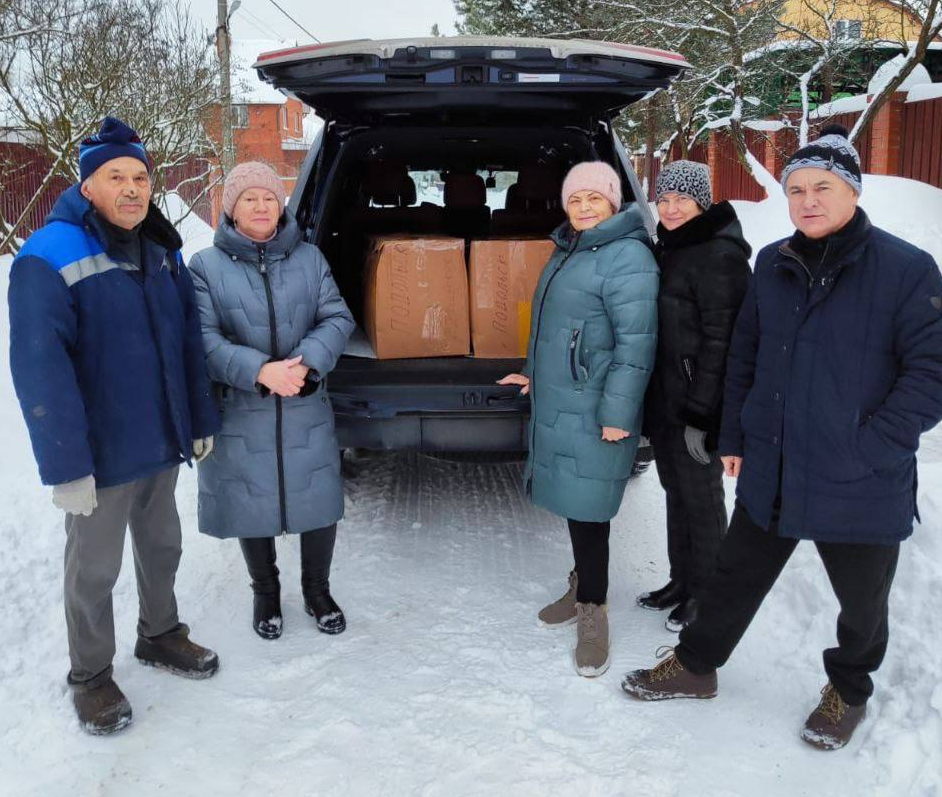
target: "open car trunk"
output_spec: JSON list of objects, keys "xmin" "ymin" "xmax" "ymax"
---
[{"xmin": 251, "ymin": 37, "xmax": 687, "ymax": 451}]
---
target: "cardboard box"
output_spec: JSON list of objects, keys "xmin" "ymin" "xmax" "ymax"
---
[
  {"xmin": 468, "ymin": 239, "xmax": 556, "ymax": 358},
  {"xmin": 363, "ymin": 236, "xmax": 470, "ymax": 359}
]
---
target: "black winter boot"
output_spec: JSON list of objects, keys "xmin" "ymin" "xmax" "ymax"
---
[
  {"xmin": 637, "ymin": 579, "xmax": 687, "ymax": 611},
  {"xmin": 239, "ymin": 537, "xmax": 283, "ymax": 640},
  {"xmin": 666, "ymin": 596, "xmax": 700, "ymax": 632},
  {"xmin": 301, "ymin": 526, "xmax": 345, "ymax": 634},
  {"xmin": 304, "ymin": 591, "xmax": 346, "ymax": 634}
]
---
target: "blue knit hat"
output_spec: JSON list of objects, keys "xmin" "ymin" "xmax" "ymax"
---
[{"xmin": 79, "ymin": 117, "xmax": 149, "ymax": 181}]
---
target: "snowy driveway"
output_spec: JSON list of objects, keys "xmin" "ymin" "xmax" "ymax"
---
[{"xmin": 2, "ymin": 440, "xmax": 940, "ymax": 796}]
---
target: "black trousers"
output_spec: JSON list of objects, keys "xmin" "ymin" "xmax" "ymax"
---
[
  {"xmin": 568, "ymin": 519, "xmax": 611, "ymax": 605},
  {"xmin": 676, "ymin": 504, "xmax": 899, "ymax": 706},
  {"xmin": 239, "ymin": 524, "xmax": 337, "ymax": 595},
  {"xmin": 650, "ymin": 424, "xmax": 727, "ymax": 596}
]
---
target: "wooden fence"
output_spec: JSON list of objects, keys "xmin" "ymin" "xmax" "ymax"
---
[
  {"xmin": 1, "ymin": 142, "xmax": 216, "ymax": 250},
  {"xmin": 899, "ymin": 96, "xmax": 942, "ymax": 189},
  {"xmin": 638, "ymin": 91, "xmax": 942, "ymax": 203},
  {"xmin": 0, "ymin": 143, "xmax": 71, "ymax": 239}
]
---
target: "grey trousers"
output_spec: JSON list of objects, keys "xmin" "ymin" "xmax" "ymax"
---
[{"xmin": 64, "ymin": 466, "xmax": 183, "ymax": 684}]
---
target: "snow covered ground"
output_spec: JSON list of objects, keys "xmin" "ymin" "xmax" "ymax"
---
[{"xmin": 2, "ymin": 179, "xmax": 942, "ymax": 796}]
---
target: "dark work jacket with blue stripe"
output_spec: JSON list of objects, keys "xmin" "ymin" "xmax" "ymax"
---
[
  {"xmin": 718, "ymin": 209, "xmax": 942, "ymax": 544},
  {"xmin": 9, "ymin": 185, "xmax": 219, "ymax": 488}
]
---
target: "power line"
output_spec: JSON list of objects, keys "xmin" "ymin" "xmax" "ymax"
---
[
  {"xmin": 264, "ymin": 0, "xmax": 320, "ymax": 42},
  {"xmin": 238, "ymin": 4, "xmax": 284, "ymax": 41}
]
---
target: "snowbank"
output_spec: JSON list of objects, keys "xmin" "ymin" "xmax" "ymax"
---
[
  {"xmin": 733, "ymin": 174, "xmax": 942, "ymax": 266},
  {"xmin": 157, "ymin": 192, "xmax": 216, "ymax": 261}
]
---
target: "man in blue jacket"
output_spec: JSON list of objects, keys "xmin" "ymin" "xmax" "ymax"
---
[
  {"xmin": 622, "ymin": 125, "xmax": 942, "ymax": 750},
  {"xmin": 9, "ymin": 117, "xmax": 221, "ymax": 735}
]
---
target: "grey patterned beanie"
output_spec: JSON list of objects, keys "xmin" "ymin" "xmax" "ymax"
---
[
  {"xmin": 780, "ymin": 124, "xmax": 862, "ymax": 195},
  {"xmin": 655, "ymin": 160, "xmax": 713, "ymax": 210}
]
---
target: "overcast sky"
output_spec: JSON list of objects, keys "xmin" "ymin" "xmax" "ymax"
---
[{"xmin": 198, "ymin": 0, "xmax": 460, "ymax": 46}]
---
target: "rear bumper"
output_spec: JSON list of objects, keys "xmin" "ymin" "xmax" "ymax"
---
[
  {"xmin": 328, "ymin": 356, "xmax": 531, "ymax": 451},
  {"xmin": 336, "ymin": 411, "xmax": 529, "ymax": 451}
]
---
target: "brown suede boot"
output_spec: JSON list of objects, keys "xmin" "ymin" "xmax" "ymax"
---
[
  {"xmin": 70, "ymin": 671, "xmax": 132, "ymax": 736},
  {"xmin": 574, "ymin": 602, "xmax": 610, "ymax": 677},
  {"xmin": 800, "ymin": 683, "xmax": 867, "ymax": 750},
  {"xmin": 621, "ymin": 646, "xmax": 718, "ymax": 700},
  {"xmin": 134, "ymin": 623, "xmax": 219, "ymax": 679},
  {"xmin": 538, "ymin": 569, "xmax": 578, "ymax": 628}
]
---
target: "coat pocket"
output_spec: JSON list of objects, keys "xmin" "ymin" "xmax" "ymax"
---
[
  {"xmin": 681, "ymin": 356, "xmax": 695, "ymax": 384},
  {"xmin": 567, "ymin": 322, "xmax": 589, "ymax": 385}
]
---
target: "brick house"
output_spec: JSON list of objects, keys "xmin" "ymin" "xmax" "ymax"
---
[{"xmin": 207, "ymin": 39, "xmax": 323, "ymax": 224}]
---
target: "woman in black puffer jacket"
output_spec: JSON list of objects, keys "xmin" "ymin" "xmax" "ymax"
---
[{"xmin": 640, "ymin": 160, "xmax": 751, "ymax": 632}]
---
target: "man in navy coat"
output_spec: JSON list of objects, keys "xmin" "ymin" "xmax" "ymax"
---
[
  {"xmin": 9, "ymin": 118, "xmax": 221, "ymax": 735},
  {"xmin": 622, "ymin": 125, "xmax": 942, "ymax": 750}
]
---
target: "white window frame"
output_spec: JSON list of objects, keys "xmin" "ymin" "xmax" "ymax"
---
[{"xmin": 231, "ymin": 104, "xmax": 249, "ymax": 129}]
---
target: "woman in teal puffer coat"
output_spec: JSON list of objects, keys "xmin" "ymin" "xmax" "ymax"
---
[{"xmin": 500, "ymin": 161, "xmax": 658, "ymax": 677}]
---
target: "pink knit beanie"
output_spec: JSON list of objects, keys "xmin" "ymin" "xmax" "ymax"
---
[
  {"xmin": 222, "ymin": 161, "xmax": 287, "ymax": 218},
  {"xmin": 561, "ymin": 161, "xmax": 622, "ymax": 211}
]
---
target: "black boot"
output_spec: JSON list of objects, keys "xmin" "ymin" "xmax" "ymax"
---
[
  {"xmin": 239, "ymin": 537, "xmax": 283, "ymax": 640},
  {"xmin": 300, "ymin": 526, "xmax": 346, "ymax": 635},
  {"xmin": 666, "ymin": 596, "xmax": 700, "ymax": 633},
  {"xmin": 304, "ymin": 591, "xmax": 346, "ymax": 634},
  {"xmin": 637, "ymin": 579, "xmax": 686, "ymax": 611}
]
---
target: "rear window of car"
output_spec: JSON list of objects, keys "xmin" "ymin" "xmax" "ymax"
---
[{"xmin": 408, "ymin": 169, "xmax": 519, "ymax": 209}]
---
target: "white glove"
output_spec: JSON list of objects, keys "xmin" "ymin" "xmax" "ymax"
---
[
  {"xmin": 52, "ymin": 474, "xmax": 97, "ymax": 517},
  {"xmin": 683, "ymin": 426, "xmax": 711, "ymax": 465},
  {"xmin": 193, "ymin": 436, "xmax": 214, "ymax": 463}
]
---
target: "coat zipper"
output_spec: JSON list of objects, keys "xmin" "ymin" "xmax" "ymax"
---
[
  {"xmin": 527, "ymin": 232, "xmax": 581, "ymax": 492},
  {"xmin": 569, "ymin": 329, "xmax": 581, "ymax": 381},
  {"xmin": 259, "ymin": 253, "xmax": 288, "ymax": 537},
  {"xmin": 776, "ymin": 242, "xmax": 831, "ymax": 529}
]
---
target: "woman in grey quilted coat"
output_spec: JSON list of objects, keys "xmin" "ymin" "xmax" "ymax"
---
[
  {"xmin": 499, "ymin": 161, "xmax": 658, "ymax": 678},
  {"xmin": 188, "ymin": 161, "xmax": 355, "ymax": 640}
]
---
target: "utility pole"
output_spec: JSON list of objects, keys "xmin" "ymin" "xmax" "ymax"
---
[{"xmin": 216, "ymin": 0, "xmax": 235, "ymax": 174}]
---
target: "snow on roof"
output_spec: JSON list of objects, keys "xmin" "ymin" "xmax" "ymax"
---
[
  {"xmin": 809, "ymin": 94, "xmax": 871, "ymax": 119},
  {"xmin": 231, "ymin": 39, "xmax": 293, "ymax": 105},
  {"xmin": 907, "ymin": 82, "xmax": 942, "ymax": 102},
  {"xmin": 744, "ymin": 120, "xmax": 787, "ymax": 132},
  {"xmin": 868, "ymin": 57, "xmax": 931, "ymax": 95}
]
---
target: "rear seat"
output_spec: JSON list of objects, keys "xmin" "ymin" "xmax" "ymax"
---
[
  {"xmin": 357, "ymin": 162, "xmax": 442, "ymax": 235},
  {"xmin": 443, "ymin": 172, "xmax": 490, "ymax": 240},
  {"xmin": 490, "ymin": 165, "xmax": 565, "ymax": 237}
]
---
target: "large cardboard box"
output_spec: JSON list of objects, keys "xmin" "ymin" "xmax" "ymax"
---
[
  {"xmin": 468, "ymin": 239, "xmax": 555, "ymax": 358},
  {"xmin": 363, "ymin": 236, "xmax": 471, "ymax": 359}
]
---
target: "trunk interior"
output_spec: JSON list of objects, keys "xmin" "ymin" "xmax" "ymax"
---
[{"xmin": 298, "ymin": 121, "xmax": 633, "ymax": 398}]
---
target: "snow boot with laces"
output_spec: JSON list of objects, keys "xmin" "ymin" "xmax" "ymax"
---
[
  {"xmin": 801, "ymin": 682, "xmax": 867, "ymax": 750},
  {"xmin": 621, "ymin": 646, "xmax": 717, "ymax": 700},
  {"xmin": 574, "ymin": 602, "xmax": 610, "ymax": 677},
  {"xmin": 538, "ymin": 569, "xmax": 578, "ymax": 628}
]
